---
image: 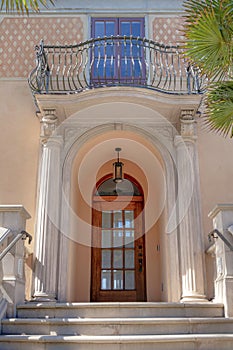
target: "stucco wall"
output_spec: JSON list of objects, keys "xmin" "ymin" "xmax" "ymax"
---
[
  {"xmin": 197, "ymin": 120, "xmax": 233, "ymax": 238},
  {"xmin": 0, "ymin": 80, "xmax": 39, "ymax": 236}
]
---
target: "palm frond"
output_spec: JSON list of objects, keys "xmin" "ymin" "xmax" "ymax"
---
[
  {"xmin": 183, "ymin": 0, "xmax": 233, "ymax": 81},
  {"xmin": 204, "ymin": 81, "xmax": 233, "ymax": 137},
  {"xmin": 0, "ymin": 0, "xmax": 54, "ymax": 13}
]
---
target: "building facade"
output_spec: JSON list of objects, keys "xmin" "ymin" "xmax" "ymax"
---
[{"xmin": 0, "ymin": 0, "xmax": 233, "ymax": 309}]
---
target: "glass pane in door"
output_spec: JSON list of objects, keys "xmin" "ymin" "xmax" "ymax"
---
[
  {"xmin": 102, "ymin": 230, "xmax": 112, "ymax": 248},
  {"xmin": 100, "ymin": 209, "xmax": 136, "ymax": 291},
  {"xmin": 102, "ymin": 211, "xmax": 111, "ymax": 228},
  {"xmin": 113, "ymin": 250, "xmax": 123, "ymax": 268},
  {"xmin": 125, "ymin": 270, "xmax": 135, "ymax": 289},
  {"xmin": 113, "ymin": 210, "xmax": 123, "ymax": 228},
  {"xmin": 125, "ymin": 249, "xmax": 135, "ymax": 268},
  {"xmin": 101, "ymin": 270, "xmax": 111, "ymax": 290},
  {"xmin": 113, "ymin": 230, "xmax": 123, "ymax": 247},
  {"xmin": 102, "ymin": 250, "xmax": 111, "ymax": 268},
  {"xmin": 113, "ymin": 270, "xmax": 123, "ymax": 290}
]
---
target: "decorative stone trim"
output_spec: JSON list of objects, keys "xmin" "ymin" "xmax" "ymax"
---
[
  {"xmin": 0, "ymin": 205, "xmax": 31, "ymax": 220},
  {"xmin": 208, "ymin": 204, "xmax": 233, "ymax": 219},
  {"xmin": 181, "ymin": 109, "xmax": 195, "ymax": 120},
  {"xmin": 40, "ymin": 108, "xmax": 58, "ymax": 140},
  {"xmin": 180, "ymin": 109, "xmax": 197, "ymax": 139}
]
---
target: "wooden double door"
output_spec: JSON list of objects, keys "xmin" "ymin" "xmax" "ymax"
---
[{"xmin": 91, "ymin": 196, "xmax": 146, "ymax": 302}]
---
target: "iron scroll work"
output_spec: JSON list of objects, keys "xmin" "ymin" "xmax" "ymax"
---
[{"xmin": 28, "ymin": 36, "xmax": 206, "ymax": 95}]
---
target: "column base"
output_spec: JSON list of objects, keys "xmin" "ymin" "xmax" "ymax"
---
[
  {"xmin": 181, "ymin": 292, "xmax": 208, "ymax": 303},
  {"xmin": 32, "ymin": 292, "xmax": 56, "ymax": 302}
]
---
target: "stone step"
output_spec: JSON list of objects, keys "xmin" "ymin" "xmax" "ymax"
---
[
  {"xmin": 2, "ymin": 317, "xmax": 233, "ymax": 336},
  {"xmin": 0, "ymin": 334, "xmax": 232, "ymax": 350},
  {"xmin": 17, "ymin": 302, "xmax": 224, "ymax": 319}
]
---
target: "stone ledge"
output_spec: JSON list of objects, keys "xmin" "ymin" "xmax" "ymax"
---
[{"xmin": 208, "ymin": 204, "xmax": 233, "ymax": 219}]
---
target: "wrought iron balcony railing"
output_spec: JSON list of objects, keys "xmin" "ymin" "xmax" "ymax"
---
[{"xmin": 28, "ymin": 36, "xmax": 206, "ymax": 95}]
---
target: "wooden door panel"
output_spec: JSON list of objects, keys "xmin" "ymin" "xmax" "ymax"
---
[{"xmin": 91, "ymin": 198, "xmax": 146, "ymax": 302}]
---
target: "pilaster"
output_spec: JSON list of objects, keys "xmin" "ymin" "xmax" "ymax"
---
[
  {"xmin": 33, "ymin": 108, "xmax": 63, "ymax": 301},
  {"xmin": 175, "ymin": 109, "xmax": 207, "ymax": 302}
]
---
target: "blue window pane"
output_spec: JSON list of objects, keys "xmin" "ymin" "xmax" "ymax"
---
[
  {"xmin": 106, "ymin": 40, "xmax": 115, "ymax": 57},
  {"xmin": 105, "ymin": 59, "xmax": 115, "ymax": 78},
  {"xmin": 134, "ymin": 60, "xmax": 142, "ymax": 77},
  {"xmin": 121, "ymin": 59, "xmax": 131, "ymax": 77},
  {"xmin": 132, "ymin": 22, "xmax": 141, "ymax": 37},
  {"xmin": 121, "ymin": 42, "xmax": 130, "ymax": 56},
  {"xmin": 95, "ymin": 22, "xmax": 105, "ymax": 37},
  {"xmin": 121, "ymin": 22, "xmax": 131, "ymax": 36},
  {"xmin": 93, "ymin": 59, "xmax": 104, "ymax": 78},
  {"xmin": 94, "ymin": 44, "xmax": 104, "ymax": 57},
  {"xmin": 132, "ymin": 41, "xmax": 142, "ymax": 57},
  {"xmin": 106, "ymin": 21, "xmax": 116, "ymax": 36}
]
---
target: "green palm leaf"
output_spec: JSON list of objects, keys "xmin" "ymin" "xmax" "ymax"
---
[
  {"xmin": 204, "ymin": 81, "xmax": 233, "ymax": 137},
  {"xmin": 183, "ymin": 0, "xmax": 233, "ymax": 81},
  {"xmin": 0, "ymin": 0, "xmax": 54, "ymax": 13},
  {"xmin": 183, "ymin": 0, "xmax": 233, "ymax": 138}
]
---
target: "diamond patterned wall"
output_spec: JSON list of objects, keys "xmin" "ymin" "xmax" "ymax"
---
[
  {"xmin": 153, "ymin": 17, "xmax": 184, "ymax": 45},
  {"xmin": 0, "ymin": 16, "xmax": 184, "ymax": 78},
  {"xmin": 0, "ymin": 17, "xmax": 84, "ymax": 78}
]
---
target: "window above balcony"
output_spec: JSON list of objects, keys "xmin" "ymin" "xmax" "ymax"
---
[
  {"xmin": 92, "ymin": 17, "xmax": 144, "ymax": 37},
  {"xmin": 91, "ymin": 18, "xmax": 145, "ymax": 83}
]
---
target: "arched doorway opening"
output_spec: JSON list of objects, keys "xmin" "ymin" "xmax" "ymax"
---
[
  {"xmin": 91, "ymin": 174, "xmax": 146, "ymax": 302},
  {"xmin": 58, "ymin": 126, "xmax": 178, "ymax": 303}
]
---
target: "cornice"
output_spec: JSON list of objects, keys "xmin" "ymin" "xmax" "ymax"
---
[
  {"xmin": 208, "ymin": 204, "xmax": 233, "ymax": 219},
  {"xmin": 0, "ymin": 205, "xmax": 31, "ymax": 219}
]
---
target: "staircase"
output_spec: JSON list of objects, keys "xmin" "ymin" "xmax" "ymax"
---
[{"xmin": 0, "ymin": 302, "xmax": 233, "ymax": 349}]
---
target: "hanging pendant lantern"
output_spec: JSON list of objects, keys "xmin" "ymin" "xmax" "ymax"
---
[{"xmin": 113, "ymin": 147, "xmax": 124, "ymax": 183}]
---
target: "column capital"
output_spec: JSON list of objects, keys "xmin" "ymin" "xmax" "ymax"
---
[
  {"xmin": 180, "ymin": 109, "xmax": 197, "ymax": 140},
  {"xmin": 180, "ymin": 109, "xmax": 195, "ymax": 121},
  {"xmin": 40, "ymin": 108, "xmax": 58, "ymax": 140}
]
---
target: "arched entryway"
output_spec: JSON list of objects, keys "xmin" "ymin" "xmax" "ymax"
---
[
  {"xmin": 33, "ymin": 90, "xmax": 207, "ymax": 304},
  {"xmin": 62, "ymin": 129, "xmax": 168, "ymax": 303},
  {"xmin": 91, "ymin": 175, "xmax": 146, "ymax": 302}
]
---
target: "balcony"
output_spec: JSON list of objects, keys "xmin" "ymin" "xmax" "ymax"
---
[{"xmin": 28, "ymin": 36, "xmax": 206, "ymax": 96}]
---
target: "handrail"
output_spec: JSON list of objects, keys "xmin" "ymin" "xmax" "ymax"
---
[
  {"xmin": 0, "ymin": 227, "xmax": 12, "ymax": 245},
  {"xmin": 0, "ymin": 230, "xmax": 32, "ymax": 261},
  {"xmin": 28, "ymin": 36, "xmax": 207, "ymax": 95},
  {"xmin": 208, "ymin": 229, "xmax": 233, "ymax": 251}
]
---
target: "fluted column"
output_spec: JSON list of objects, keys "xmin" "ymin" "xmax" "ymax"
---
[
  {"xmin": 175, "ymin": 110, "xmax": 207, "ymax": 302},
  {"xmin": 33, "ymin": 109, "xmax": 63, "ymax": 301}
]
